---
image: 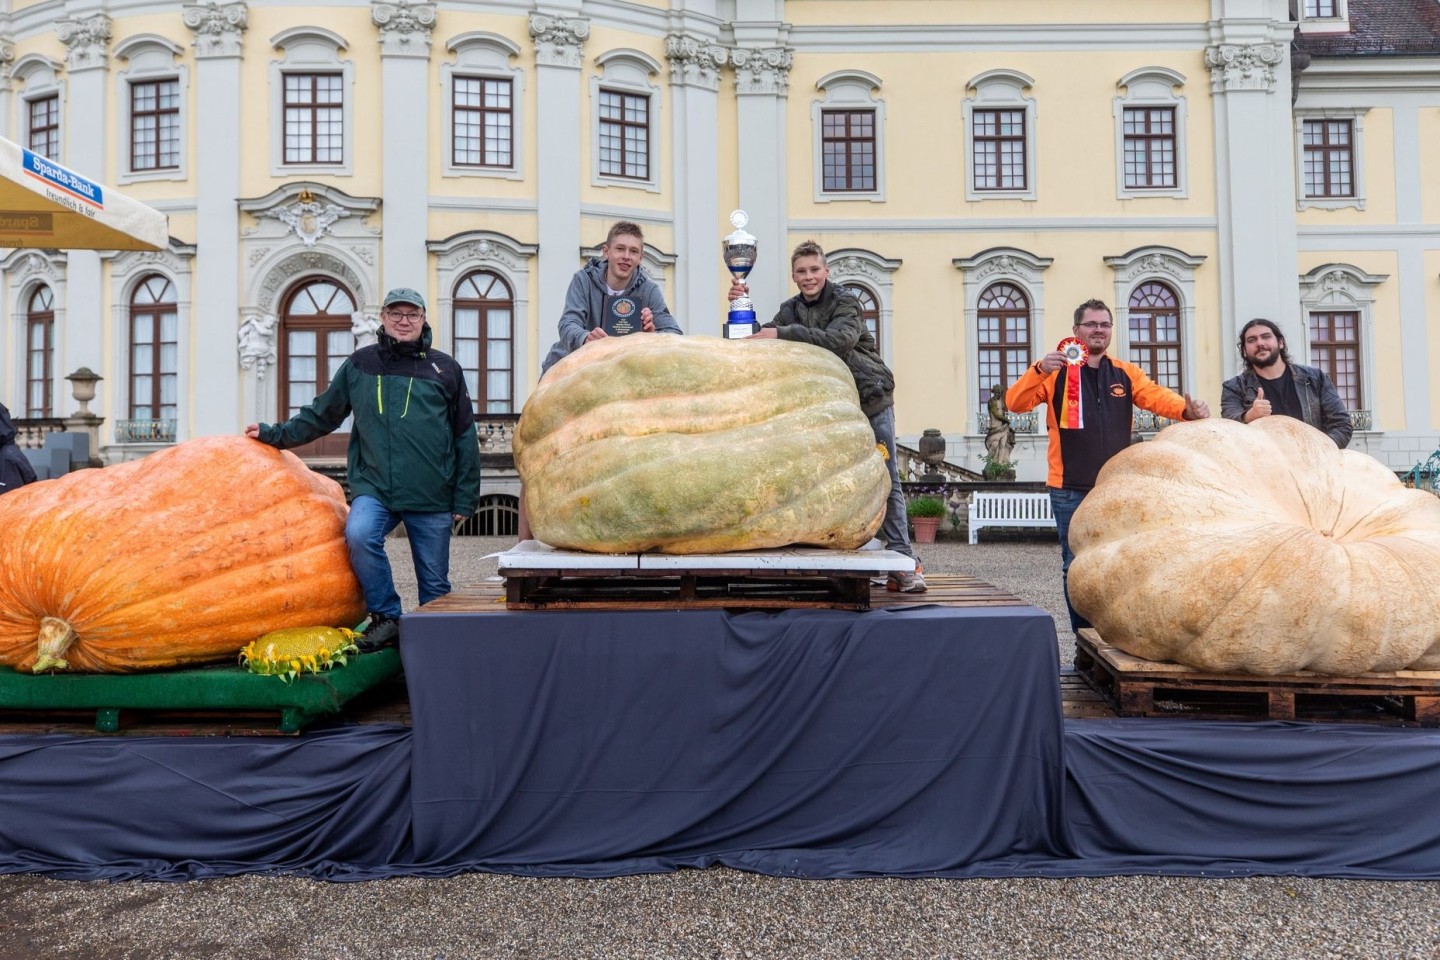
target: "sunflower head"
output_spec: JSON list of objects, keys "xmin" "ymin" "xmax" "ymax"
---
[{"xmin": 239, "ymin": 626, "xmax": 359, "ymax": 683}]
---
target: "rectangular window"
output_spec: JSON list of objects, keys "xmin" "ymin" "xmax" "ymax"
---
[
  {"xmin": 598, "ymin": 90, "xmax": 649, "ymax": 180},
  {"xmin": 821, "ymin": 109, "xmax": 876, "ymax": 192},
  {"xmin": 972, "ymin": 109, "xmax": 1027, "ymax": 191},
  {"xmin": 130, "ymin": 308, "xmax": 178, "ymax": 421},
  {"xmin": 1122, "ymin": 107, "xmax": 1176, "ymax": 189},
  {"xmin": 284, "ymin": 73, "xmax": 344, "ymax": 165},
  {"xmin": 1128, "ymin": 313, "xmax": 1183, "ymax": 392},
  {"xmin": 27, "ymin": 318, "xmax": 52, "ymax": 418},
  {"xmin": 976, "ymin": 316, "xmax": 1031, "ymax": 404},
  {"xmin": 1302, "ymin": 119, "xmax": 1354, "ymax": 198},
  {"xmin": 1304, "ymin": 1, "xmax": 1337, "ymax": 16},
  {"xmin": 130, "ymin": 79, "xmax": 180, "ymax": 172},
  {"xmin": 453, "ymin": 77, "xmax": 513, "ymax": 168},
  {"xmin": 1309, "ymin": 311, "xmax": 1361, "ymax": 412},
  {"xmin": 28, "ymin": 95, "xmax": 60, "ymax": 158}
]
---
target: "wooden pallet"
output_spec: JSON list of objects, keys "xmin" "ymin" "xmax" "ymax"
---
[
  {"xmin": 1075, "ymin": 628, "xmax": 1440, "ymax": 727},
  {"xmin": 502, "ymin": 569, "xmax": 878, "ymax": 610},
  {"xmin": 422, "ymin": 573, "xmax": 1030, "ymax": 614}
]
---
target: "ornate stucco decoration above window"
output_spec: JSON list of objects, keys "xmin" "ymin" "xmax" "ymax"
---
[
  {"xmin": 182, "ymin": 2, "xmax": 248, "ymax": 58},
  {"xmin": 257, "ymin": 189, "xmax": 352, "ymax": 247},
  {"xmin": 1204, "ymin": 43, "xmax": 1284, "ymax": 93},
  {"xmin": 57, "ymin": 13, "xmax": 112, "ymax": 71},
  {"xmin": 529, "ymin": 14, "xmax": 588, "ymax": 69},
  {"xmin": 372, "ymin": 0, "xmax": 436, "ymax": 57},
  {"xmin": 731, "ymin": 47, "xmax": 793, "ymax": 96},
  {"xmin": 665, "ymin": 34, "xmax": 727, "ymax": 91}
]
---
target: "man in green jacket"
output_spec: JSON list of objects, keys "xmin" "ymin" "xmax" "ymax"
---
[{"xmin": 246, "ymin": 287, "xmax": 481, "ymax": 650}]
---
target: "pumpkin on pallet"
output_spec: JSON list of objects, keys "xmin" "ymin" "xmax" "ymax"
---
[
  {"xmin": 0, "ymin": 435, "xmax": 366, "ymax": 673},
  {"xmin": 1068, "ymin": 416, "xmax": 1440, "ymax": 676},
  {"xmin": 515, "ymin": 334, "xmax": 890, "ymax": 554}
]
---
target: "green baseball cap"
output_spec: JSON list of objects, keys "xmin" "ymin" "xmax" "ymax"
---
[{"xmin": 382, "ymin": 287, "xmax": 426, "ymax": 311}]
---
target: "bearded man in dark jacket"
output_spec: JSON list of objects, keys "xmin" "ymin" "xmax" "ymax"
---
[
  {"xmin": 246, "ymin": 287, "xmax": 481, "ymax": 651},
  {"xmin": 729, "ymin": 240, "xmax": 925, "ymax": 592},
  {"xmin": 1220, "ymin": 318, "xmax": 1353, "ymax": 448}
]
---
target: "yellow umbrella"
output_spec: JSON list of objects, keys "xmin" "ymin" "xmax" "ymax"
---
[{"xmin": 0, "ymin": 137, "xmax": 167, "ymax": 251}]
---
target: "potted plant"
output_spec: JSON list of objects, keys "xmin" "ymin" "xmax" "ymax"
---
[
  {"xmin": 906, "ymin": 494, "xmax": 946, "ymax": 543},
  {"xmin": 979, "ymin": 453, "xmax": 1017, "ymax": 481}
]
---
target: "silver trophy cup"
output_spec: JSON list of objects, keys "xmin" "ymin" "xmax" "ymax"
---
[{"xmin": 722, "ymin": 210, "xmax": 758, "ymax": 339}]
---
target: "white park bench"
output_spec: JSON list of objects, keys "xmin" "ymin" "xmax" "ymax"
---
[{"xmin": 967, "ymin": 492, "xmax": 1057, "ymax": 544}]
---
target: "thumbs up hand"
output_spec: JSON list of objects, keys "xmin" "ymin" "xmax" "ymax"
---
[{"xmin": 1245, "ymin": 385, "xmax": 1272, "ymax": 423}]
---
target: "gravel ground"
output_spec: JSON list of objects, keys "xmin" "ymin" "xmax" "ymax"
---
[{"xmin": 2, "ymin": 533, "xmax": 1437, "ymax": 960}]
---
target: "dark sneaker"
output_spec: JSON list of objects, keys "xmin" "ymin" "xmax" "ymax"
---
[
  {"xmin": 355, "ymin": 613, "xmax": 399, "ymax": 653},
  {"xmin": 888, "ymin": 570, "xmax": 928, "ymax": 593}
]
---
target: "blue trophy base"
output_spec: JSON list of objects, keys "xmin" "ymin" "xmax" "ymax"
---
[{"xmin": 724, "ymin": 310, "xmax": 757, "ymax": 340}]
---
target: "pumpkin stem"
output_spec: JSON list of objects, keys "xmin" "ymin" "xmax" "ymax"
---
[{"xmin": 33, "ymin": 617, "xmax": 76, "ymax": 673}]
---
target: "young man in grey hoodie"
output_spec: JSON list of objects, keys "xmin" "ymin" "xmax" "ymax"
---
[{"xmin": 539, "ymin": 221, "xmax": 682, "ymax": 374}]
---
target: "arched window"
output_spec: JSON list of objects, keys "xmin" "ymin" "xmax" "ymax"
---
[
  {"xmin": 280, "ymin": 278, "xmax": 356, "ymax": 457},
  {"xmin": 129, "ymin": 274, "xmax": 177, "ymax": 423},
  {"xmin": 977, "ymin": 282, "xmax": 1031, "ymax": 405},
  {"xmin": 1127, "ymin": 281, "xmax": 1182, "ymax": 391},
  {"xmin": 453, "ymin": 271, "xmax": 514, "ymax": 415},
  {"xmin": 840, "ymin": 281, "xmax": 881, "ymax": 343},
  {"xmin": 26, "ymin": 285, "xmax": 54, "ymax": 417}
]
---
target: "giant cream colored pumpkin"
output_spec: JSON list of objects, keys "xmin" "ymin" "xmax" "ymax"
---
[
  {"xmin": 1068, "ymin": 415, "xmax": 1440, "ymax": 676},
  {"xmin": 0, "ymin": 436, "xmax": 366, "ymax": 673},
  {"xmin": 515, "ymin": 334, "xmax": 890, "ymax": 554}
]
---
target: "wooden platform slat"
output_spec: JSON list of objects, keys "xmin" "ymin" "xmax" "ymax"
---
[
  {"xmin": 1075, "ymin": 628, "xmax": 1440, "ymax": 727},
  {"xmin": 421, "ymin": 573, "xmax": 1031, "ymax": 613}
]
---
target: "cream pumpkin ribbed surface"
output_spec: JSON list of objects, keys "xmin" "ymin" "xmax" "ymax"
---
[
  {"xmin": 1068, "ymin": 415, "xmax": 1440, "ymax": 676},
  {"xmin": 515, "ymin": 334, "xmax": 890, "ymax": 554}
]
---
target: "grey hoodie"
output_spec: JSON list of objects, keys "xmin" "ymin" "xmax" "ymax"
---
[{"xmin": 540, "ymin": 257, "xmax": 681, "ymax": 374}]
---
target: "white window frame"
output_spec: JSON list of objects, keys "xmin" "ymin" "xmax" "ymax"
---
[
  {"xmin": 268, "ymin": 27, "xmax": 355, "ymax": 177},
  {"xmin": 442, "ymin": 32, "xmax": 525, "ymax": 181},
  {"xmin": 811, "ymin": 69, "xmax": 886, "ymax": 203},
  {"xmin": 429, "ymin": 231, "xmax": 539, "ymax": 409},
  {"xmin": 101, "ymin": 244, "xmax": 196, "ymax": 446},
  {"xmin": 1295, "ymin": 108, "xmax": 1368, "ymax": 211},
  {"xmin": 13, "ymin": 55, "xmax": 65, "ymax": 163},
  {"xmin": 964, "ymin": 69, "xmax": 1037, "ymax": 202},
  {"xmin": 1297, "ymin": 262, "xmax": 1385, "ymax": 428},
  {"xmin": 114, "ymin": 35, "xmax": 189, "ymax": 185},
  {"xmin": 589, "ymin": 49, "xmax": 662, "ymax": 194},
  {"xmin": 3, "ymin": 248, "xmax": 67, "ymax": 414},
  {"xmin": 953, "ymin": 247, "xmax": 1053, "ymax": 430},
  {"xmin": 1103, "ymin": 245, "xmax": 1205, "ymax": 398},
  {"xmin": 827, "ymin": 247, "xmax": 900, "ymax": 361},
  {"xmin": 1113, "ymin": 67, "xmax": 1187, "ymax": 200},
  {"xmin": 1297, "ymin": 0, "xmax": 1349, "ymax": 35}
]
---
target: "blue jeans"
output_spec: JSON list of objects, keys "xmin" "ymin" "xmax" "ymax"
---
[
  {"xmin": 345, "ymin": 495, "xmax": 454, "ymax": 618},
  {"xmin": 1048, "ymin": 486, "xmax": 1092, "ymax": 633},
  {"xmin": 869, "ymin": 407, "xmax": 916, "ymax": 560}
]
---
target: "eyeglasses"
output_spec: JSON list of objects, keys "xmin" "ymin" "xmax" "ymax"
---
[
  {"xmin": 1077, "ymin": 322, "xmax": 1113, "ymax": 330},
  {"xmin": 384, "ymin": 310, "xmax": 423, "ymax": 322}
]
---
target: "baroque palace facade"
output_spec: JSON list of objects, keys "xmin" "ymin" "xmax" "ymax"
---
[{"xmin": 1, "ymin": 0, "xmax": 1438, "ymax": 503}]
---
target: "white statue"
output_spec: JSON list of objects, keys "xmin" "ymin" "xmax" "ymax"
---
[{"xmin": 237, "ymin": 314, "xmax": 278, "ymax": 372}]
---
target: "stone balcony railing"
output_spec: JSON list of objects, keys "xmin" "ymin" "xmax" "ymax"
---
[
  {"xmin": 972, "ymin": 411, "xmax": 1040, "ymax": 435},
  {"xmin": 477, "ymin": 412, "xmax": 520, "ymax": 454},
  {"xmin": 114, "ymin": 418, "xmax": 178, "ymax": 444},
  {"xmin": 11, "ymin": 417, "xmax": 65, "ymax": 449}
]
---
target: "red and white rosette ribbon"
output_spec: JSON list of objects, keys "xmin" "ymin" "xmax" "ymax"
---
[{"xmin": 1057, "ymin": 336, "xmax": 1087, "ymax": 429}]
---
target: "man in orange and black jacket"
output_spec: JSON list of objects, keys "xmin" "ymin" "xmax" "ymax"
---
[{"xmin": 1006, "ymin": 298, "xmax": 1210, "ymax": 635}]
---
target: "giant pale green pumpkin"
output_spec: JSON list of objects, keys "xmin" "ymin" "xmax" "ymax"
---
[
  {"xmin": 515, "ymin": 334, "xmax": 890, "ymax": 554},
  {"xmin": 1068, "ymin": 416, "xmax": 1440, "ymax": 676}
]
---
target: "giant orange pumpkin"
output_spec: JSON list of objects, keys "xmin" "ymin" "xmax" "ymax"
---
[
  {"xmin": 515, "ymin": 334, "xmax": 890, "ymax": 554},
  {"xmin": 0, "ymin": 436, "xmax": 366, "ymax": 673},
  {"xmin": 1068, "ymin": 416, "xmax": 1440, "ymax": 676}
]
